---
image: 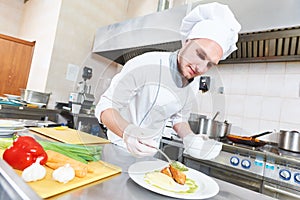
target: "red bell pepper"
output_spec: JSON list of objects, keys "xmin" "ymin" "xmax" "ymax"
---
[{"xmin": 3, "ymin": 136, "xmax": 48, "ymax": 170}]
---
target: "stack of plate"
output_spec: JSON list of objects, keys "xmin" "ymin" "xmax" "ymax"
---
[{"xmin": 0, "ymin": 119, "xmax": 26, "ymax": 137}]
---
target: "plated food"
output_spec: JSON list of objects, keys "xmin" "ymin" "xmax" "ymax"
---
[{"xmin": 128, "ymin": 160, "xmax": 219, "ymax": 199}]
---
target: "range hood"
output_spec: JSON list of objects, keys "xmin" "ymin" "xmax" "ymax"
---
[{"xmin": 93, "ymin": 0, "xmax": 300, "ymax": 65}]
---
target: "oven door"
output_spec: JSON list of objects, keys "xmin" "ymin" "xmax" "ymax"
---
[{"xmin": 262, "ymin": 182, "xmax": 300, "ymax": 200}]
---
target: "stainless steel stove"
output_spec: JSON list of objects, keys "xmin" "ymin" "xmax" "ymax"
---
[
  {"xmin": 159, "ymin": 135, "xmax": 300, "ymax": 200},
  {"xmin": 182, "ymin": 140, "xmax": 300, "ymax": 199}
]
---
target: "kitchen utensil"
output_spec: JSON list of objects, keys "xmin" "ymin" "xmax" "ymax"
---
[
  {"xmin": 278, "ymin": 130, "xmax": 300, "ymax": 152},
  {"xmin": 212, "ymin": 111, "xmax": 220, "ymax": 120},
  {"xmin": 198, "ymin": 118, "xmax": 231, "ymax": 138},
  {"xmin": 140, "ymin": 141, "xmax": 187, "ymax": 170},
  {"xmin": 29, "ymin": 127, "xmax": 110, "ymax": 144},
  {"xmin": 227, "ymin": 131, "xmax": 273, "ymax": 147}
]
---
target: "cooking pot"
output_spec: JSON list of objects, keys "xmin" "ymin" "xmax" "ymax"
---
[
  {"xmin": 278, "ymin": 130, "xmax": 300, "ymax": 152},
  {"xmin": 198, "ymin": 118, "xmax": 231, "ymax": 139},
  {"xmin": 20, "ymin": 89, "xmax": 51, "ymax": 105}
]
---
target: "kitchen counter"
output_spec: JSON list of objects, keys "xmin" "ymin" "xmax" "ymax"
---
[{"xmin": 54, "ymin": 144, "xmax": 277, "ymax": 200}]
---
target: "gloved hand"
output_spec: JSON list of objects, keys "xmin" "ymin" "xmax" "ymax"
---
[
  {"xmin": 123, "ymin": 124, "xmax": 160, "ymax": 157},
  {"xmin": 183, "ymin": 133, "xmax": 222, "ymax": 160}
]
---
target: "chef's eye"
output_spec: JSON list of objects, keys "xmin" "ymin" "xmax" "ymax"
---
[
  {"xmin": 196, "ymin": 51, "xmax": 206, "ymax": 60},
  {"xmin": 207, "ymin": 62, "xmax": 216, "ymax": 69}
]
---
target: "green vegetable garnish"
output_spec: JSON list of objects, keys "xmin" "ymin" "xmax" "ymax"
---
[{"xmin": 171, "ymin": 161, "xmax": 188, "ymax": 172}]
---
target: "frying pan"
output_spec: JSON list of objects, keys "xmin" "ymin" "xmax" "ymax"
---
[{"xmin": 226, "ymin": 131, "xmax": 273, "ymax": 147}]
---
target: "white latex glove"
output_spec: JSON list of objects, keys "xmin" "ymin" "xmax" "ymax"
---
[
  {"xmin": 183, "ymin": 133, "xmax": 222, "ymax": 160},
  {"xmin": 123, "ymin": 124, "xmax": 160, "ymax": 157}
]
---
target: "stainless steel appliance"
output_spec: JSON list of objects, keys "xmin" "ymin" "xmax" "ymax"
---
[
  {"xmin": 188, "ymin": 113, "xmax": 232, "ymax": 139},
  {"xmin": 278, "ymin": 130, "xmax": 300, "ymax": 152},
  {"xmin": 160, "ymin": 116, "xmax": 300, "ymax": 199},
  {"xmin": 183, "ymin": 141, "xmax": 300, "ymax": 200},
  {"xmin": 69, "ymin": 67, "xmax": 95, "ymax": 113}
]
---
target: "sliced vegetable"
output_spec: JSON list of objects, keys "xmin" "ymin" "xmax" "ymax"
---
[
  {"xmin": 3, "ymin": 136, "xmax": 48, "ymax": 170},
  {"xmin": 45, "ymin": 150, "xmax": 92, "ymax": 178}
]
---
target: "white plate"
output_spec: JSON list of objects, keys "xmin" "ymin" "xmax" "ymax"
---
[
  {"xmin": 128, "ymin": 160, "xmax": 219, "ymax": 199},
  {"xmin": 0, "ymin": 120, "xmax": 25, "ymax": 129},
  {"xmin": 0, "ymin": 128, "xmax": 27, "ymax": 136}
]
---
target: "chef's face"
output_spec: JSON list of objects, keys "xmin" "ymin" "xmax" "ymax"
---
[{"xmin": 177, "ymin": 38, "xmax": 223, "ymax": 79}]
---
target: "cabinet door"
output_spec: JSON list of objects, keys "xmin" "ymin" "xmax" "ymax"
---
[{"xmin": 0, "ymin": 34, "xmax": 35, "ymax": 96}]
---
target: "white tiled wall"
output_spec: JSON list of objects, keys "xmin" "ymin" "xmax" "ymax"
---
[{"xmin": 196, "ymin": 61, "xmax": 300, "ymax": 142}]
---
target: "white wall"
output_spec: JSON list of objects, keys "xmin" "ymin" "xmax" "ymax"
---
[
  {"xmin": 19, "ymin": 0, "xmax": 62, "ymax": 93},
  {"xmin": 194, "ymin": 61, "xmax": 300, "ymax": 142},
  {"xmin": 0, "ymin": 0, "xmax": 23, "ymax": 37}
]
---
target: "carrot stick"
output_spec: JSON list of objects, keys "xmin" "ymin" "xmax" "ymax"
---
[
  {"xmin": 45, "ymin": 150, "xmax": 93, "ymax": 178},
  {"xmin": 46, "ymin": 162, "xmax": 88, "ymax": 178}
]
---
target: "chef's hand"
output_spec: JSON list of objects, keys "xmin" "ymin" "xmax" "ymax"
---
[
  {"xmin": 183, "ymin": 133, "xmax": 222, "ymax": 160},
  {"xmin": 123, "ymin": 124, "xmax": 159, "ymax": 157}
]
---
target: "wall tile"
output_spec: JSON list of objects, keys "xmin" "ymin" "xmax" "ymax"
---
[
  {"xmin": 280, "ymin": 98, "xmax": 300, "ymax": 124},
  {"xmin": 227, "ymin": 115, "xmax": 243, "ymax": 135},
  {"xmin": 266, "ymin": 62, "xmax": 286, "ymax": 74},
  {"xmin": 279, "ymin": 122, "xmax": 300, "ymax": 131},
  {"xmin": 199, "ymin": 93, "xmax": 214, "ymax": 114},
  {"xmin": 217, "ymin": 64, "xmax": 234, "ymax": 74},
  {"xmin": 246, "ymin": 74, "xmax": 266, "ymax": 95},
  {"xmin": 230, "ymin": 74, "xmax": 248, "ymax": 95},
  {"xmin": 233, "ymin": 63, "xmax": 249, "ymax": 74},
  {"xmin": 283, "ymin": 74, "xmax": 300, "ymax": 98},
  {"xmin": 219, "ymin": 74, "xmax": 232, "ymax": 94},
  {"xmin": 244, "ymin": 95, "xmax": 263, "ymax": 118},
  {"xmin": 286, "ymin": 62, "xmax": 300, "ymax": 74},
  {"xmin": 263, "ymin": 74, "xmax": 285, "ymax": 97},
  {"xmin": 227, "ymin": 95, "xmax": 245, "ymax": 116},
  {"xmin": 249, "ymin": 63, "xmax": 267, "ymax": 74},
  {"xmin": 241, "ymin": 118, "xmax": 260, "ymax": 136},
  {"xmin": 260, "ymin": 97, "xmax": 282, "ymax": 121}
]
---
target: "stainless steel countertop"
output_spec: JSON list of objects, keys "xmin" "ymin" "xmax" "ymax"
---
[{"xmin": 56, "ymin": 144, "xmax": 277, "ymax": 200}]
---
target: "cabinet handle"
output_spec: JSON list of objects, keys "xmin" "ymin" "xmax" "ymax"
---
[{"xmin": 263, "ymin": 184, "xmax": 300, "ymax": 199}]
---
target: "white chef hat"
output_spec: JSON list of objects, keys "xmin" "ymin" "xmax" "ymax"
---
[{"xmin": 180, "ymin": 2, "xmax": 241, "ymax": 60}]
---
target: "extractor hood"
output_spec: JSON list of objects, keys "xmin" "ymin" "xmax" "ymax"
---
[{"xmin": 92, "ymin": 0, "xmax": 300, "ymax": 65}]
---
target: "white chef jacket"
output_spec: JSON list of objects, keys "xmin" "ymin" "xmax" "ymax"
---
[{"xmin": 95, "ymin": 51, "xmax": 196, "ymax": 148}]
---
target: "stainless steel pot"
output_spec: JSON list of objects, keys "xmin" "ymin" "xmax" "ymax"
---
[
  {"xmin": 20, "ymin": 89, "xmax": 51, "ymax": 105},
  {"xmin": 188, "ymin": 113, "xmax": 207, "ymax": 134},
  {"xmin": 199, "ymin": 118, "xmax": 231, "ymax": 138},
  {"xmin": 278, "ymin": 130, "xmax": 300, "ymax": 152}
]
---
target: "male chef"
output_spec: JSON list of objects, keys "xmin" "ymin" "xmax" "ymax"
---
[{"xmin": 95, "ymin": 2, "xmax": 241, "ymax": 159}]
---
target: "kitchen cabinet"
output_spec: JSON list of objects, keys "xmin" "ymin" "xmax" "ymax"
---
[{"xmin": 0, "ymin": 34, "xmax": 35, "ymax": 96}]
